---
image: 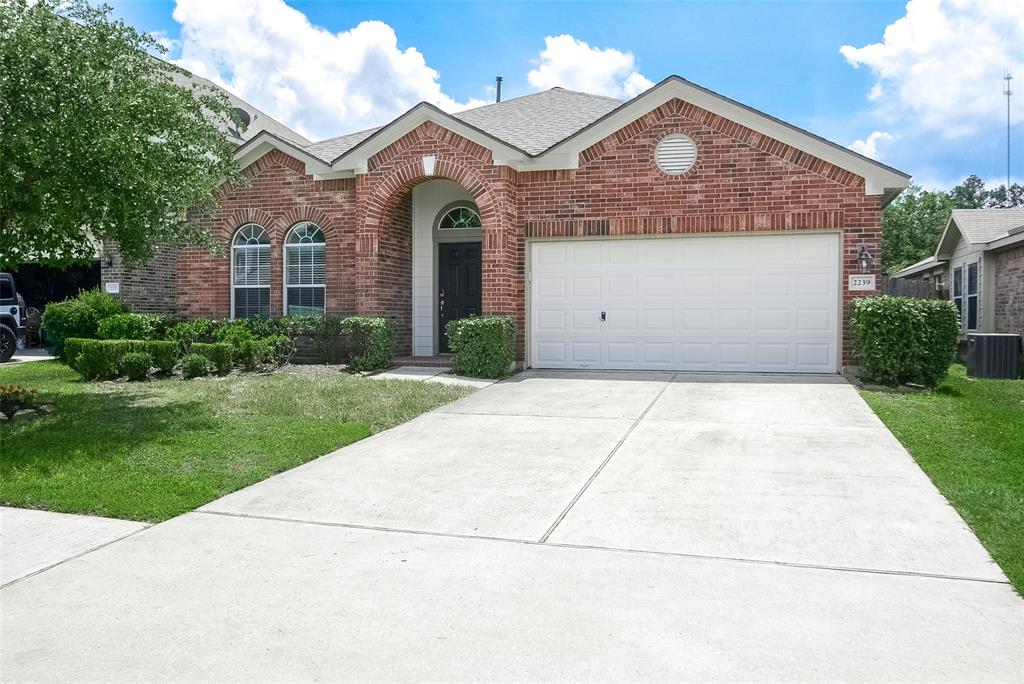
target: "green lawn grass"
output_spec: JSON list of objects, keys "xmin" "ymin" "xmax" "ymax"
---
[
  {"xmin": 860, "ymin": 365, "xmax": 1024, "ymax": 592},
  {"xmin": 0, "ymin": 361, "xmax": 472, "ymax": 522}
]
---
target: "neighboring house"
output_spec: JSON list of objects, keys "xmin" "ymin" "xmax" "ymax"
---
[
  {"xmin": 105, "ymin": 75, "xmax": 911, "ymax": 374},
  {"xmin": 892, "ymin": 209, "xmax": 1024, "ymax": 337}
]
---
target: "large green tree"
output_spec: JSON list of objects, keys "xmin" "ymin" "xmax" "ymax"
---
[
  {"xmin": 882, "ymin": 175, "xmax": 1024, "ymax": 274},
  {"xmin": 881, "ymin": 185, "xmax": 954, "ymax": 274},
  {"xmin": 0, "ymin": 0, "xmax": 242, "ymax": 270}
]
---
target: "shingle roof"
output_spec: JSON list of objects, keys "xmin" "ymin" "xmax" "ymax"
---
[
  {"xmin": 304, "ymin": 127, "xmax": 381, "ymax": 162},
  {"xmin": 302, "ymin": 87, "xmax": 623, "ymax": 162},
  {"xmin": 166, "ymin": 67, "xmax": 311, "ymax": 148},
  {"xmin": 451, "ymin": 88, "xmax": 623, "ymax": 155},
  {"xmin": 950, "ymin": 209, "xmax": 1024, "ymax": 244}
]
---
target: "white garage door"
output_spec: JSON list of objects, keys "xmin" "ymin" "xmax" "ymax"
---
[{"xmin": 529, "ymin": 233, "xmax": 840, "ymax": 373}]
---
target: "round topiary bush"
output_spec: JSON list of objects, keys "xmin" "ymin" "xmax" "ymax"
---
[
  {"xmin": 181, "ymin": 353, "xmax": 210, "ymax": 379},
  {"xmin": 120, "ymin": 351, "xmax": 153, "ymax": 382}
]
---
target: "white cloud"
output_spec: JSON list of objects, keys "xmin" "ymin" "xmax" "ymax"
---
[
  {"xmin": 147, "ymin": 30, "xmax": 180, "ymax": 55},
  {"xmin": 170, "ymin": 0, "xmax": 486, "ymax": 140},
  {"xmin": 527, "ymin": 34, "xmax": 654, "ymax": 99},
  {"xmin": 840, "ymin": 0, "xmax": 1024, "ymax": 138},
  {"xmin": 849, "ymin": 130, "xmax": 898, "ymax": 159}
]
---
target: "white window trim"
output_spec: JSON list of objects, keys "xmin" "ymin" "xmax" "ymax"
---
[
  {"xmin": 283, "ymin": 222, "xmax": 327, "ymax": 316},
  {"xmin": 231, "ymin": 224, "xmax": 271, "ymax": 320},
  {"xmin": 965, "ymin": 261, "xmax": 979, "ymax": 332}
]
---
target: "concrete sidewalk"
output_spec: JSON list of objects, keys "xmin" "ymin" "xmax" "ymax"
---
[
  {"xmin": 1, "ymin": 507, "xmax": 148, "ymax": 585},
  {"xmin": 2, "ymin": 371, "xmax": 1021, "ymax": 681}
]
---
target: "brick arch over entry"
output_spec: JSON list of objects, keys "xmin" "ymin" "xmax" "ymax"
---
[{"xmin": 353, "ymin": 126, "xmax": 521, "ymax": 355}]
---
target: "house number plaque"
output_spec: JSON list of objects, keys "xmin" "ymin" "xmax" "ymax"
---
[{"xmin": 848, "ymin": 274, "xmax": 876, "ymax": 291}]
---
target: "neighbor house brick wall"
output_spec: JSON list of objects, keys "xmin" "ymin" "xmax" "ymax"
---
[
  {"xmin": 101, "ymin": 241, "xmax": 178, "ymax": 314},
  {"xmin": 993, "ymin": 246, "xmax": 1024, "ymax": 336},
  {"xmin": 177, "ymin": 149, "xmax": 358, "ymax": 319}
]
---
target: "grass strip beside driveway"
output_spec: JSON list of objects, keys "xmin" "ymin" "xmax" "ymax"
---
[
  {"xmin": 860, "ymin": 365, "xmax": 1024, "ymax": 593},
  {"xmin": 1, "ymin": 362, "xmax": 472, "ymax": 522}
]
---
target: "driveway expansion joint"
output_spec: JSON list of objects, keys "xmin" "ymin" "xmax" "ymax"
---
[
  {"xmin": 193, "ymin": 510, "xmax": 1011, "ymax": 586},
  {"xmin": 536, "ymin": 373, "xmax": 678, "ymax": 543}
]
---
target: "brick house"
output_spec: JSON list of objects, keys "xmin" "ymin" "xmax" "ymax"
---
[
  {"xmin": 892, "ymin": 209, "xmax": 1024, "ymax": 338},
  {"xmin": 105, "ymin": 75, "xmax": 911, "ymax": 373}
]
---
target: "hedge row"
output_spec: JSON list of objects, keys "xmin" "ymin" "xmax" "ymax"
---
[{"xmin": 850, "ymin": 296, "xmax": 960, "ymax": 387}]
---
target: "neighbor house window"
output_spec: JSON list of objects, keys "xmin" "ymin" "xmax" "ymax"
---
[
  {"xmin": 952, "ymin": 265, "xmax": 963, "ymax": 326},
  {"xmin": 284, "ymin": 222, "xmax": 326, "ymax": 314},
  {"xmin": 437, "ymin": 205, "xmax": 481, "ymax": 230},
  {"xmin": 231, "ymin": 224, "xmax": 270, "ymax": 318},
  {"xmin": 966, "ymin": 261, "xmax": 979, "ymax": 331}
]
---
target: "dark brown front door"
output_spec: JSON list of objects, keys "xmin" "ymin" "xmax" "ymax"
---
[{"xmin": 438, "ymin": 242, "xmax": 481, "ymax": 353}]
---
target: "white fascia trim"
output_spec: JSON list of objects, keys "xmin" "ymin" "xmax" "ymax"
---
[
  {"xmin": 329, "ymin": 105, "xmax": 529, "ymax": 174},
  {"xmin": 935, "ymin": 216, "xmax": 962, "ymax": 259},
  {"xmin": 982, "ymin": 230, "xmax": 1024, "ymax": 252},
  {"xmin": 541, "ymin": 78, "xmax": 911, "ymax": 196},
  {"xmin": 234, "ymin": 133, "xmax": 334, "ymax": 176},
  {"xmin": 891, "ymin": 256, "xmax": 945, "ymax": 279}
]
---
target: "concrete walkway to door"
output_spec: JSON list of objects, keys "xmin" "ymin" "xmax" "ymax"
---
[{"xmin": 2, "ymin": 371, "xmax": 1022, "ymax": 681}]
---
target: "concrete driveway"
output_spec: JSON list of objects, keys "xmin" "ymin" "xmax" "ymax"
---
[{"xmin": 2, "ymin": 371, "xmax": 1022, "ymax": 682}]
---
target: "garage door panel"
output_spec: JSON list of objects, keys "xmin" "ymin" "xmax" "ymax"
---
[
  {"xmin": 716, "ymin": 274, "xmax": 753, "ymax": 296},
  {"xmin": 530, "ymin": 234, "xmax": 839, "ymax": 373}
]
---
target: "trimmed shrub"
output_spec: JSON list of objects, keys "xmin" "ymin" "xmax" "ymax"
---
[
  {"xmin": 167, "ymin": 318, "xmax": 215, "ymax": 346},
  {"xmin": 915, "ymin": 299, "xmax": 961, "ymax": 387},
  {"xmin": 121, "ymin": 351, "xmax": 153, "ymax": 382},
  {"xmin": 850, "ymin": 296, "xmax": 959, "ymax": 387},
  {"xmin": 339, "ymin": 316, "xmax": 394, "ymax": 372},
  {"xmin": 191, "ymin": 342, "xmax": 233, "ymax": 374},
  {"xmin": 145, "ymin": 340, "xmax": 179, "ymax": 375},
  {"xmin": 181, "ymin": 353, "xmax": 210, "ymax": 379},
  {"xmin": 75, "ymin": 289, "xmax": 126, "ymax": 321},
  {"xmin": 41, "ymin": 301, "xmax": 98, "ymax": 359},
  {"xmin": 446, "ymin": 316, "xmax": 517, "ymax": 379},
  {"xmin": 75, "ymin": 340, "xmax": 131, "ymax": 380},
  {"xmin": 62, "ymin": 338, "xmax": 90, "ymax": 373},
  {"xmin": 212, "ymin": 322, "xmax": 255, "ymax": 351},
  {"xmin": 234, "ymin": 335, "xmax": 291, "ymax": 371},
  {"xmin": 98, "ymin": 313, "xmax": 154, "ymax": 341},
  {"xmin": 41, "ymin": 288, "xmax": 127, "ymax": 358}
]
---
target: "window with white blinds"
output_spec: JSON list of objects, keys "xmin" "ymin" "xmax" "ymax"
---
[
  {"xmin": 231, "ymin": 224, "xmax": 270, "ymax": 318},
  {"xmin": 284, "ymin": 222, "xmax": 326, "ymax": 315}
]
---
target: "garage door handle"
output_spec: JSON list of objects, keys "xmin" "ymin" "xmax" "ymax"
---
[{"xmin": 600, "ymin": 311, "xmax": 606, "ymax": 321}]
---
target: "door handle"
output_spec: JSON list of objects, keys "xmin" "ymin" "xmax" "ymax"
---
[{"xmin": 600, "ymin": 311, "xmax": 606, "ymax": 321}]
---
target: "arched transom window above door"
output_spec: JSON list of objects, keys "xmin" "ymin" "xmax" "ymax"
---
[
  {"xmin": 436, "ymin": 203, "xmax": 482, "ymax": 231},
  {"xmin": 284, "ymin": 221, "xmax": 326, "ymax": 315}
]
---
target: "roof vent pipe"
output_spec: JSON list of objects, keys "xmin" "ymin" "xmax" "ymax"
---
[{"xmin": 495, "ymin": 76, "xmax": 502, "ymax": 103}]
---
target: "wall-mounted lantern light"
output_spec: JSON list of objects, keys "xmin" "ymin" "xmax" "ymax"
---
[
  {"xmin": 857, "ymin": 245, "xmax": 874, "ymax": 273},
  {"xmin": 422, "ymin": 155, "xmax": 436, "ymax": 176}
]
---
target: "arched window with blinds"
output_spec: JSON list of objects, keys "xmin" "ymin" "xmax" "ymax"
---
[
  {"xmin": 284, "ymin": 222, "xmax": 326, "ymax": 315},
  {"xmin": 231, "ymin": 224, "xmax": 271, "ymax": 318}
]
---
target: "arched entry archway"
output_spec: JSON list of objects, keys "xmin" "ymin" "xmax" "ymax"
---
[{"xmin": 356, "ymin": 155, "xmax": 515, "ymax": 358}]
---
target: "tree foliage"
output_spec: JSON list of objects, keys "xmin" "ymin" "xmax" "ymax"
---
[
  {"xmin": 0, "ymin": 0, "xmax": 243, "ymax": 269},
  {"xmin": 882, "ymin": 174, "xmax": 1024, "ymax": 274}
]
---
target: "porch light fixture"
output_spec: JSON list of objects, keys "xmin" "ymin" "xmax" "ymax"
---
[
  {"xmin": 857, "ymin": 245, "xmax": 874, "ymax": 273},
  {"xmin": 422, "ymin": 155, "xmax": 436, "ymax": 176}
]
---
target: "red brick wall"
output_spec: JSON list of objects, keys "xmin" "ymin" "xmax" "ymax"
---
[
  {"xmin": 178, "ymin": 149, "xmax": 357, "ymax": 319},
  {"xmin": 515, "ymin": 99, "xmax": 881, "ymax": 365},
  {"xmin": 993, "ymin": 246, "xmax": 1024, "ymax": 336},
  {"xmin": 176, "ymin": 100, "xmax": 886, "ymax": 366}
]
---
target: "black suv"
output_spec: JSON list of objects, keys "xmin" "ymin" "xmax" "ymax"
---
[{"xmin": 0, "ymin": 273, "xmax": 26, "ymax": 363}]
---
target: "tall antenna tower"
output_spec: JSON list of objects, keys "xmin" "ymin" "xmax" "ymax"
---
[{"xmin": 1004, "ymin": 71, "xmax": 1013, "ymax": 192}]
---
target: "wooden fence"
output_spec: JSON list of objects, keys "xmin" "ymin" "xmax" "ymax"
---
[{"xmin": 881, "ymin": 276, "xmax": 948, "ymax": 300}]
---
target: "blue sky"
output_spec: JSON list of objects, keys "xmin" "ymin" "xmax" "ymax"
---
[{"xmin": 111, "ymin": 0, "xmax": 1024, "ymax": 190}]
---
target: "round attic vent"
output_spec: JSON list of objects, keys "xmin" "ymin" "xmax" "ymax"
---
[{"xmin": 655, "ymin": 134, "xmax": 697, "ymax": 175}]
